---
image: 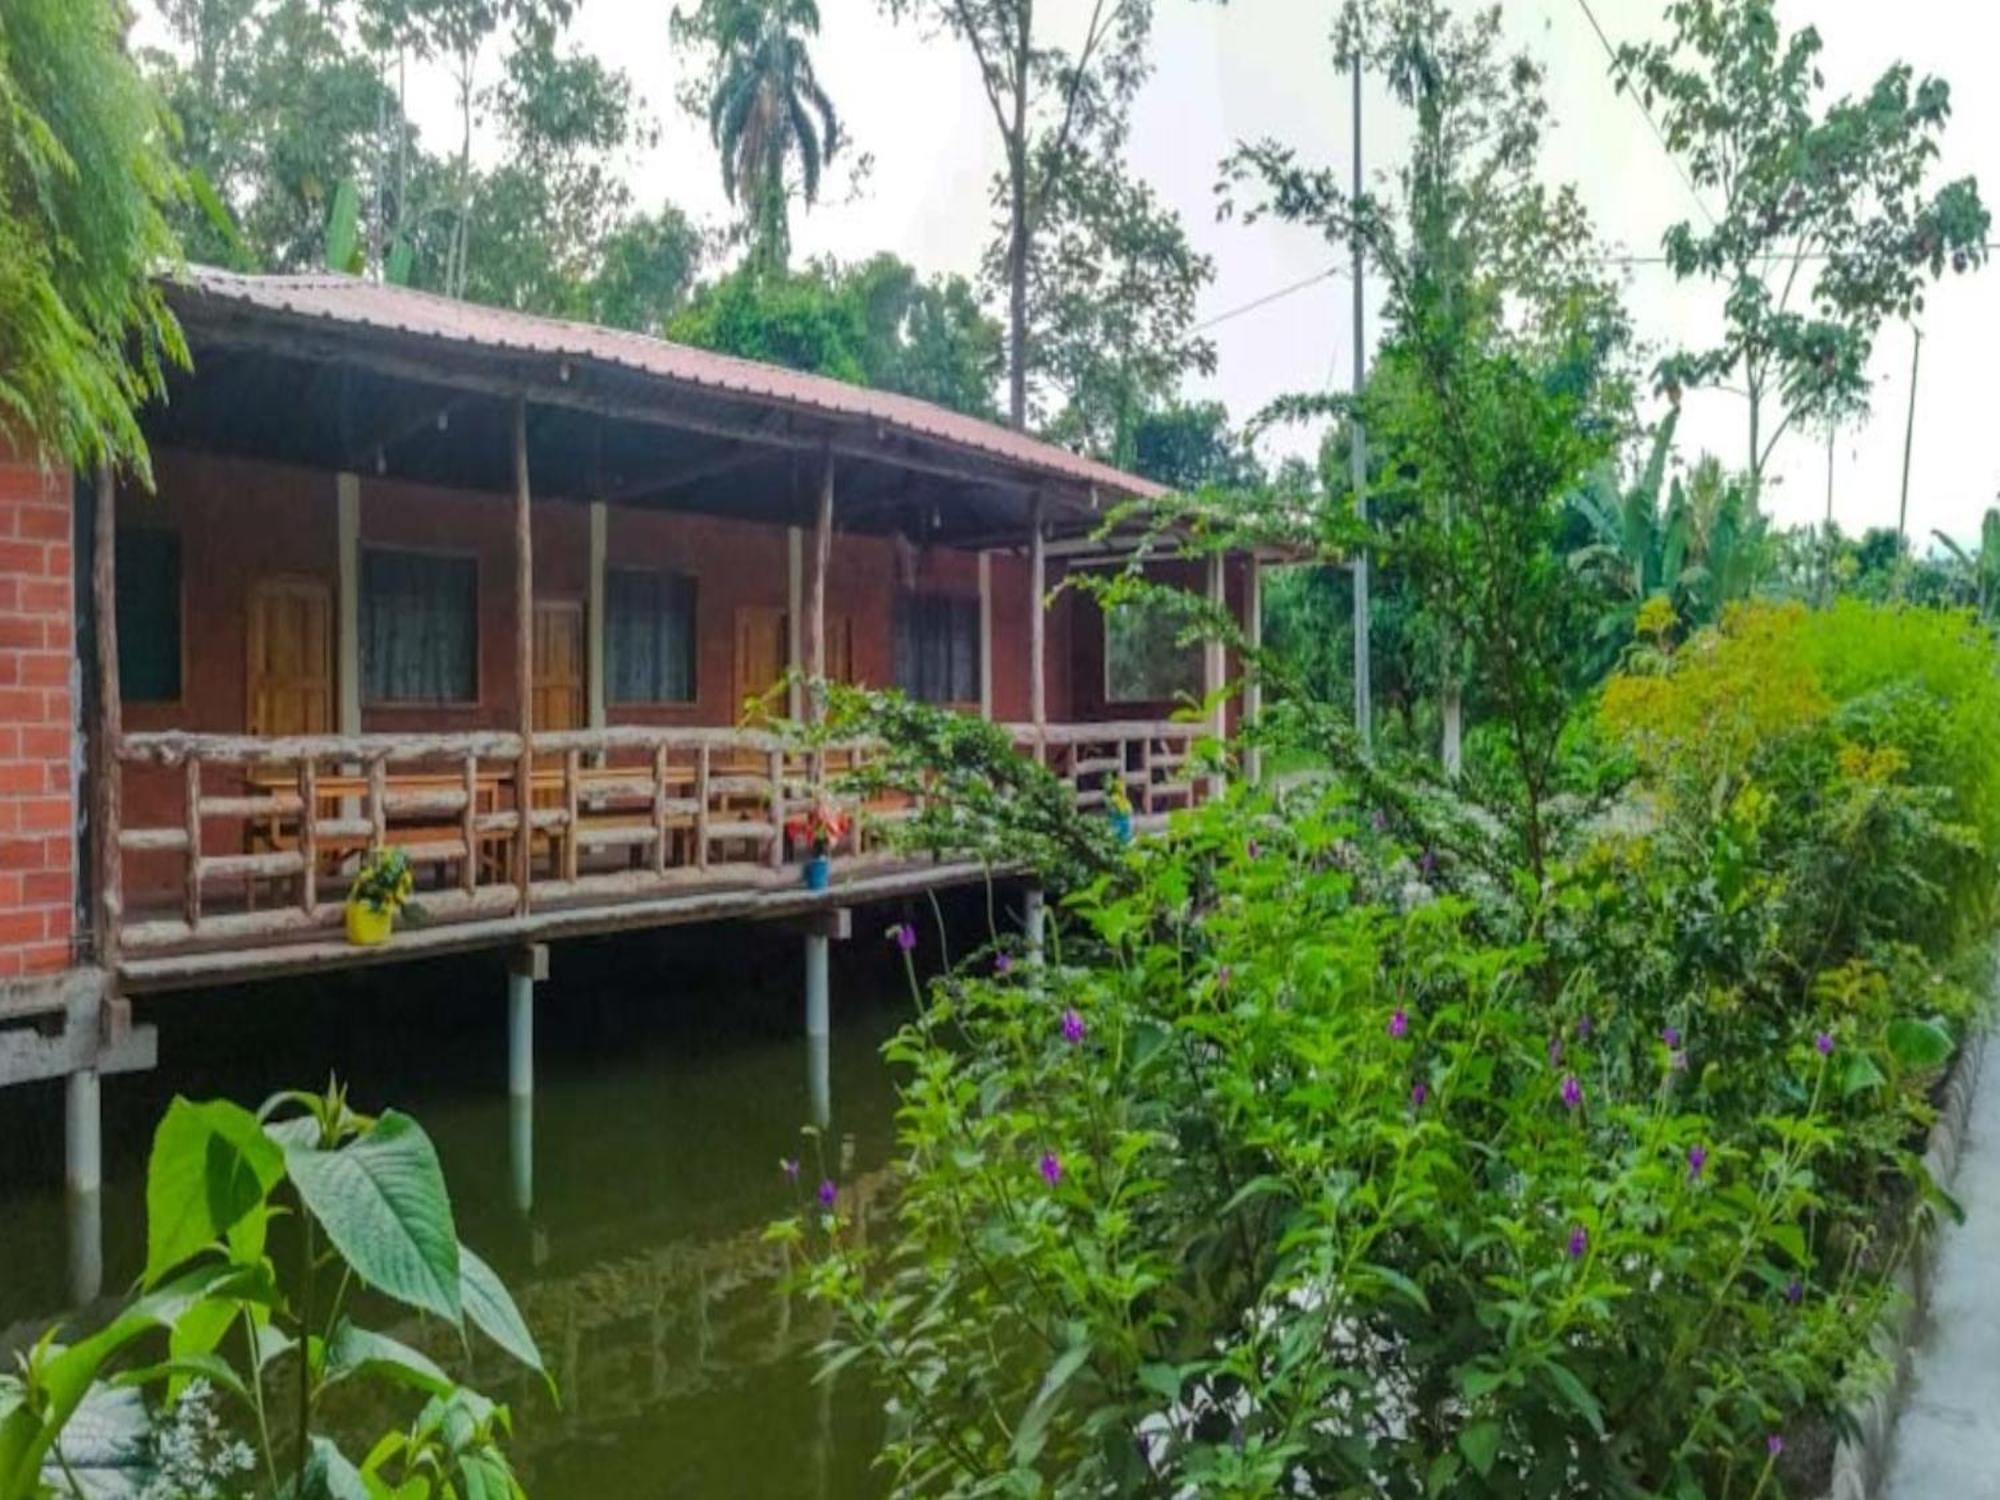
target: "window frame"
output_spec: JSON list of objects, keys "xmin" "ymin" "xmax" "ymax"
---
[
  {"xmin": 358, "ymin": 544, "xmax": 483, "ymax": 709},
  {"xmin": 893, "ymin": 591, "xmax": 981, "ymax": 708},
  {"xmin": 1101, "ymin": 592, "xmax": 1204, "ymax": 707},
  {"xmin": 116, "ymin": 522, "xmax": 186, "ymax": 707},
  {"xmin": 605, "ymin": 566, "xmax": 700, "ymax": 708}
]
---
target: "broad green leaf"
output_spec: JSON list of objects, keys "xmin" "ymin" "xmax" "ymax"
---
[
  {"xmin": 1011, "ymin": 1341, "xmax": 1091, "ymax": 1466},
  {"xmin": 1540, "ymin": 1359, "xmax": 1604, "ymax": 1436},
  {"xmin": 145, "ymin": 1097, "xmax": 284, "ymax": 1285},
  {"xmin": 1843, "ymin": 1055, "xmax": 1888, "ymax": 1098},
  {"xmin": 307, "ymin": 1435, "xmax": 372, "ymax": 1500},
  {"xmin": 283, "ymin": 1111, "xmax": 462, "ymax": 1326},
  {"xmin": 1887, "ymin": 1018, "xmax": 1953, "ymax": 1072},
  {"xmin": 460, "ymin": 1245, "xmax": 545, "ymax": 1380},
  {"xmin": 325, "ymin": 178, "xmax": 362, "ymax": 275},
  {"xmin": 1458, "ymin": 1419, "xmax": 1502, "ymax": 1478},
  {"xmin": 323, "ymin": 1323, "xmax": 454, "ymax": 1398}
]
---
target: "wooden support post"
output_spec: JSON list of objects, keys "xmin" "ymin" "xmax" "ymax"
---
[
  {"xmin": 367, "ymin": 757, "xmax": 387, "ymax": 852},
  {"xmin": 183, "ymin": 757, "xmax": 202, "ymax": 930},
  {"xmin": 767, "ymin": 747, "xmax": 787, "ymax": 870},
  {"xmin": 513, "ymin": 397, "xmax": 535, "ymax": 916},
  {"xmin": 587, "ymin": 500, "xmax": 607, "ymax": 734},
  {"xmin": 1028, "ymin": 493, "xmax": 1047, "ymax": 755},
  {"xmin": 1245, "ymin": 558, "xmax": 1264, "ymax": 785},
  {"xmin": 652, "ymin": 742, "xmax": 670, "ymax": 874},
  {"xmin": 695, "ymin": 744, "xmax": 711, "ymax": 871},
  {"xmin": 91, "ymin": 462, "xmax": 122, "ymax": 971},
  {"xmin": 561, "ymin": 748, "xmax": 580, "ymax": 883},
  {"xmin": 786, "ymin": 526, "xmax": 805, "ymax": 722},
  {"xmin": 806, "ymin": 449, "xmax": 834, "ymax": 730},
  {"xmin": 335, "ymin": 475, "xmax": 361, "ymax": 738},
  {"xmin": 300, "ymin": 759, "xmax": 319, "ymax": 911},
  {"xmin": 1205, "ymin": 552, "xmax": 1227, "ymax": 799},
  {"xmin": 977, "ymin": 551, "xmax": 994, "ymax": 719},
  {"xmin": 459, "ymin": 753, "xmax": 477, "ymax": 895}
]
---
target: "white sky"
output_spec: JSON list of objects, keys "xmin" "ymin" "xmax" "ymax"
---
[{"xmin": 136, "ymin": 0, "xmax": 2000, "ymax": 542}]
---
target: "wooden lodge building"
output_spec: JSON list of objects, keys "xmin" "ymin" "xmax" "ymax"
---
[{"xmin": 0, "ymin": 268, "xmax": 1264, "ymax": 1165}]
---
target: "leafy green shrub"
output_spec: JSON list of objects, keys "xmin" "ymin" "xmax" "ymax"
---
[{"xmin": 0, "ymin": 1081, "xmax": 545, "ymax": 1500}]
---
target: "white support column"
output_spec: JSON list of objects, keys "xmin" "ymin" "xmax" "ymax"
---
[
  {"xmin": 1023, "ymin": 887, "xmax": 1046, "ymax": 964},
  {"xmin": 587, "ymin": 501, "xmax": 607, "ymax": 732},
  {"xmin": 1245, "ymin": 558, "xmax": 1264, "ymax": 785},
  {"xmin": 786, "ymin": 526, "xmax": 804, "ymax": 721},
  {"xmin": 336, "ymin": 474, "xmax": 361, "ymax": 737},
  {"xmin": 507, "ymin": 945, "xmax": 545, "ymax": 1101},
  {"xmin": 65, "ymin": 1067, "xmax": 101, "ymax": 1195},
  {"xmin": 509, "ymin": 1092, "xmax": 534, "ymax": 1218},
  {"xmin": 977, "ymin": 551, "xmax": 994, "ymax": 719}
]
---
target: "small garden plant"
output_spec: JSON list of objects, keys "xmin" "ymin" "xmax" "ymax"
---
[{"xmin": 0, "ymin": 1080, "xmax": 547, "ymax": 1500}]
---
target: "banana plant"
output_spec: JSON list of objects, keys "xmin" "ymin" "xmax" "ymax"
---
[
  {"xmin": 0, "ymin": 1080, "xmax": 547, "ymax": 1500},
  {"xmin": 1930, "ymin": 507, "xmax": 2000, "ymax": 620}
]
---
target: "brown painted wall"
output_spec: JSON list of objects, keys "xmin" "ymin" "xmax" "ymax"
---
[{"xmin": 1062, "ymin": 558, "xmax": 1249, "ymax": 732}]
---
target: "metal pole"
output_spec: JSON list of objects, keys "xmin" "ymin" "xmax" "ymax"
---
[
  {"xmin": 1349, "ymin": 54, "xmax": 1371, "ymax": 750},
  {"xmin": 1897, "ymin": 328, "xmax": 1923, "ymax": 552},
  {"xmin": 65, "ymin": 1067, "xmax": 101, "ymax": 1195},
  {"xmin": 804, "ymin": 933, "xmax": 830, "ymax": 1039},
  {"xmin": 1821, "ymin": 425, "xmax": 1835, "ymax": 606}
]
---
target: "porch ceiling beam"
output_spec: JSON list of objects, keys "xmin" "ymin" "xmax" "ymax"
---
[
  {"xmin": 342, "ymin": 391, "xmax": 476, "ymax": 470},
  {"xmin": 601, "ymin": 444, "xmax": 769, "ymax": 505},
  {"xmin": 183, "ymin": 316, "xmax": 1061, "ymax": 501}
]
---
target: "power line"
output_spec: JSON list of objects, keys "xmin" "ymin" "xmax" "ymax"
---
[
  {"xmin": 1571, "ymin": 0, "xmax": 1718, "ymax": 230},
  {"xmin": 1192, "ymin": 266, "xmax": 1342, "ymax": 332}
]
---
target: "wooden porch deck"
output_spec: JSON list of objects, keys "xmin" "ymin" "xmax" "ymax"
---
[{"xmin": 110, "ymin": 718, "xmax": 1210, "ymax": 993}]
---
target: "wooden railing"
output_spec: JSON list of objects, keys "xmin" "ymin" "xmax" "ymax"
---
[
  {"xmin": 1008, "ymin": 720, "xmax": 1214, "ymax": 831},
  {"xmin": 111, "ymin": 719, "xmax": 1207, "ymax": 957}
]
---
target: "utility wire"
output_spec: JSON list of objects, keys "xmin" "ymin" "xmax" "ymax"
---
[
  {"xmin": 1192, "ymin": 266, "xmax": 1343, "ymax": 332},
  {"xmin": 1571, "ymin": 0, "xmax": 1719, "ymax": 229}
]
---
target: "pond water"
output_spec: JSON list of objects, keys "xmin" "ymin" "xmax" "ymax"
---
[{"xmin": 0, "ymin": 915, "xmax": 944, "ymax": 1499}]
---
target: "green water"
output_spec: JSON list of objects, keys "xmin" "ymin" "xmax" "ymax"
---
[{"xmin": 0, "ymin": 921, "xmax": 928, "ymax": 1498}]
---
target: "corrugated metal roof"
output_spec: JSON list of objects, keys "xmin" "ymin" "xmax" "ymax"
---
[{"xmin": 169, "ymin": 267, "xmax": 1164, "ymax": 500}]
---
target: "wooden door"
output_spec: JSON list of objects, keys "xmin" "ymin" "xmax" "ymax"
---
[
  {"xmin": 734, "ymin": 606, "xmax": 788, "ymax": 725},
  {"xmin": 533, "ymin": 600, "xmax": 584, "ymax": 731},
  {"xmin": 246, "ymin": 577, "xmax": 332, "ymax": 736}
]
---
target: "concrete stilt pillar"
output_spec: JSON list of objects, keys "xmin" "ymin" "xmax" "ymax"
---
[
  {"xmin": 67, "ymin": 1185, "xmax": 103, "ymax": 1306},
  {"xmin": 805, "ymin": 933, "xmax": 830, "ymax": 1038},
  {"xmin": 1024, "ymin": 887, "xmax": 1046, "ymax": 962},
  {"xmin": 506, "ymin": 946, "xmax": 546, "ymax": 1218},
  {"xmin": 807, "ymin": 1034, "xmax": 831, "ymax": 1132},
  {"xmin": 65, "ymin": 1067, "xmax": 101, "ymax": 1195},
  {"xmin": 509, "ymin": 1091, "xmax": 534, "ymax": 1218}
]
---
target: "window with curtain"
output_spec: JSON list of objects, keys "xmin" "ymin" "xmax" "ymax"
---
[
  {"xmin": 361, "ymin": 549, "xmax": 478, "ymax": 704},
  {"xmin": 117, "ymin": 526, "xmax": 181, "ymax": 703},
  {"xmin": 893, "ymin": 593, "xmax": 980, "ymax": 705},
  {"xmin": 607, "ymin": 569, "xmax": 698, "ymax": 704}
]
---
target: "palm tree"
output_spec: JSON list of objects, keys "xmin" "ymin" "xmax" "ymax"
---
[{"xmin": 685, "ymin": 0, "xmax": 841, "ymax": 275}]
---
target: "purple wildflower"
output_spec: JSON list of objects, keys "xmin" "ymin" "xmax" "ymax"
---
[
  {"xmin": 1767, "ymin": 1434, "xmax": 1785, "ymax": 1458},
  {"xmin": 1389, "ymin": 1007, "xmax": 1409, "ymax": 1040},
  {"xmin": 995, "ymin": 951, "xmax": 1014, "ymax": 976},
  {"xmin": 1663, "ymin": 1025, "xmax": 1682, "ymax": 1049},
  {"xmin": 1785, "ymin": 1279, "xmax": 1804, "ymax": 1306},
  {"xmin": 1567, "ymin": 1225, "xmax": 1589, "ymax": 1261},
  {"xmin": 817, "ymin": 1179, "xmax": 837, "ymax": 1209},
  {"xmin": 1371, "ymin": 809, "xmax": 1389, "ymax": 833},
  {"xmin": 1687, "ymin": 1144, "xmax": 1708, "ymax": 1182},
  {"xmin": 889, "ymin": 923, "xmax": 917, "ymax": 954},
  {"xmin": 1410, "ymin": 1080, "xmax": 1429, "ymax": 1110},
  {"xmin": 1561, "ymin": 1074, "xmax": 1583, "ymax": 1111},
  {"xmin": 1216, "ymin": 964, "xmax": 1231, "ymax": 988},
  {"xmin": 781, "ymin": 1157, "xmax": 800, "ymax": 1183},
  {"xmin": 1419, "ymin": 847, "xmax": 1437, "ymax": 879},
  {"xmin": 1039, "ymin": 1152, "xmax": 1063, "ymax": 1187},
  {"xmin": 1671, "ymin": 1049, "xmax": 1689, "ymax": 1074},
  {"xmin": 1576, "ymin": 1015, "xmax": 1593, "ymax": 1040},
  {"xmin": 1548, "ymin": 1036, "xmax": 1565, "ymax": 1067},
  {"xmin": 1061, "ymin": 1009, "xmax": 1087, "ymax": 1045},
  {"xmin": 1815, "ymin": 1031, "xmax": 1835, "ymax": 1057},
  {"xmin": 1247, "ymin": 838, "xmax": 1261, "ymax": 860}
]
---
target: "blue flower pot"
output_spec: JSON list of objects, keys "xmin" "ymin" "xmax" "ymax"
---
[
  {"xmin": 1111, "ymin": 811, "xmax": 1134, "ymax": 845},
  {"xmin": 804, "ymin": 854, "xmax": 831, "ymax": 891}
]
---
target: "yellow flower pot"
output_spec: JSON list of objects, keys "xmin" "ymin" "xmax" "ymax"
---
[{"xmin": 344, "ymin": 899, "xmax": 394, "ymax": 947}]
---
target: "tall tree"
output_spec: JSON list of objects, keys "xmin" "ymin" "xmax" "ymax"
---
[
  {"xmin": 1614, "ymin": 0, "xmax": 1988, "ymax": 491},
  {"xmin": 674, "ymin": 0, "xmax": 841, "ymax": 276},
  {"xmin": 0, "ymin": 0, "xmax": 186, "ymax": 478},
  {"xmin": 878, "ymin": 0, "xmax": 1173, "ymax": 429},
  {"xmin": 1028, "ymin": 157, "xmax": 1215, "ymax": 463},
  {"xmin": 586, "ymin": 207, "xmax": 705, "ymax": 334}
]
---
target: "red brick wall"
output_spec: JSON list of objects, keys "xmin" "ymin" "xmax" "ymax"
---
[{"xmin": 0, "ymin": 450, "xmax": 75, "ymax": 977}]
